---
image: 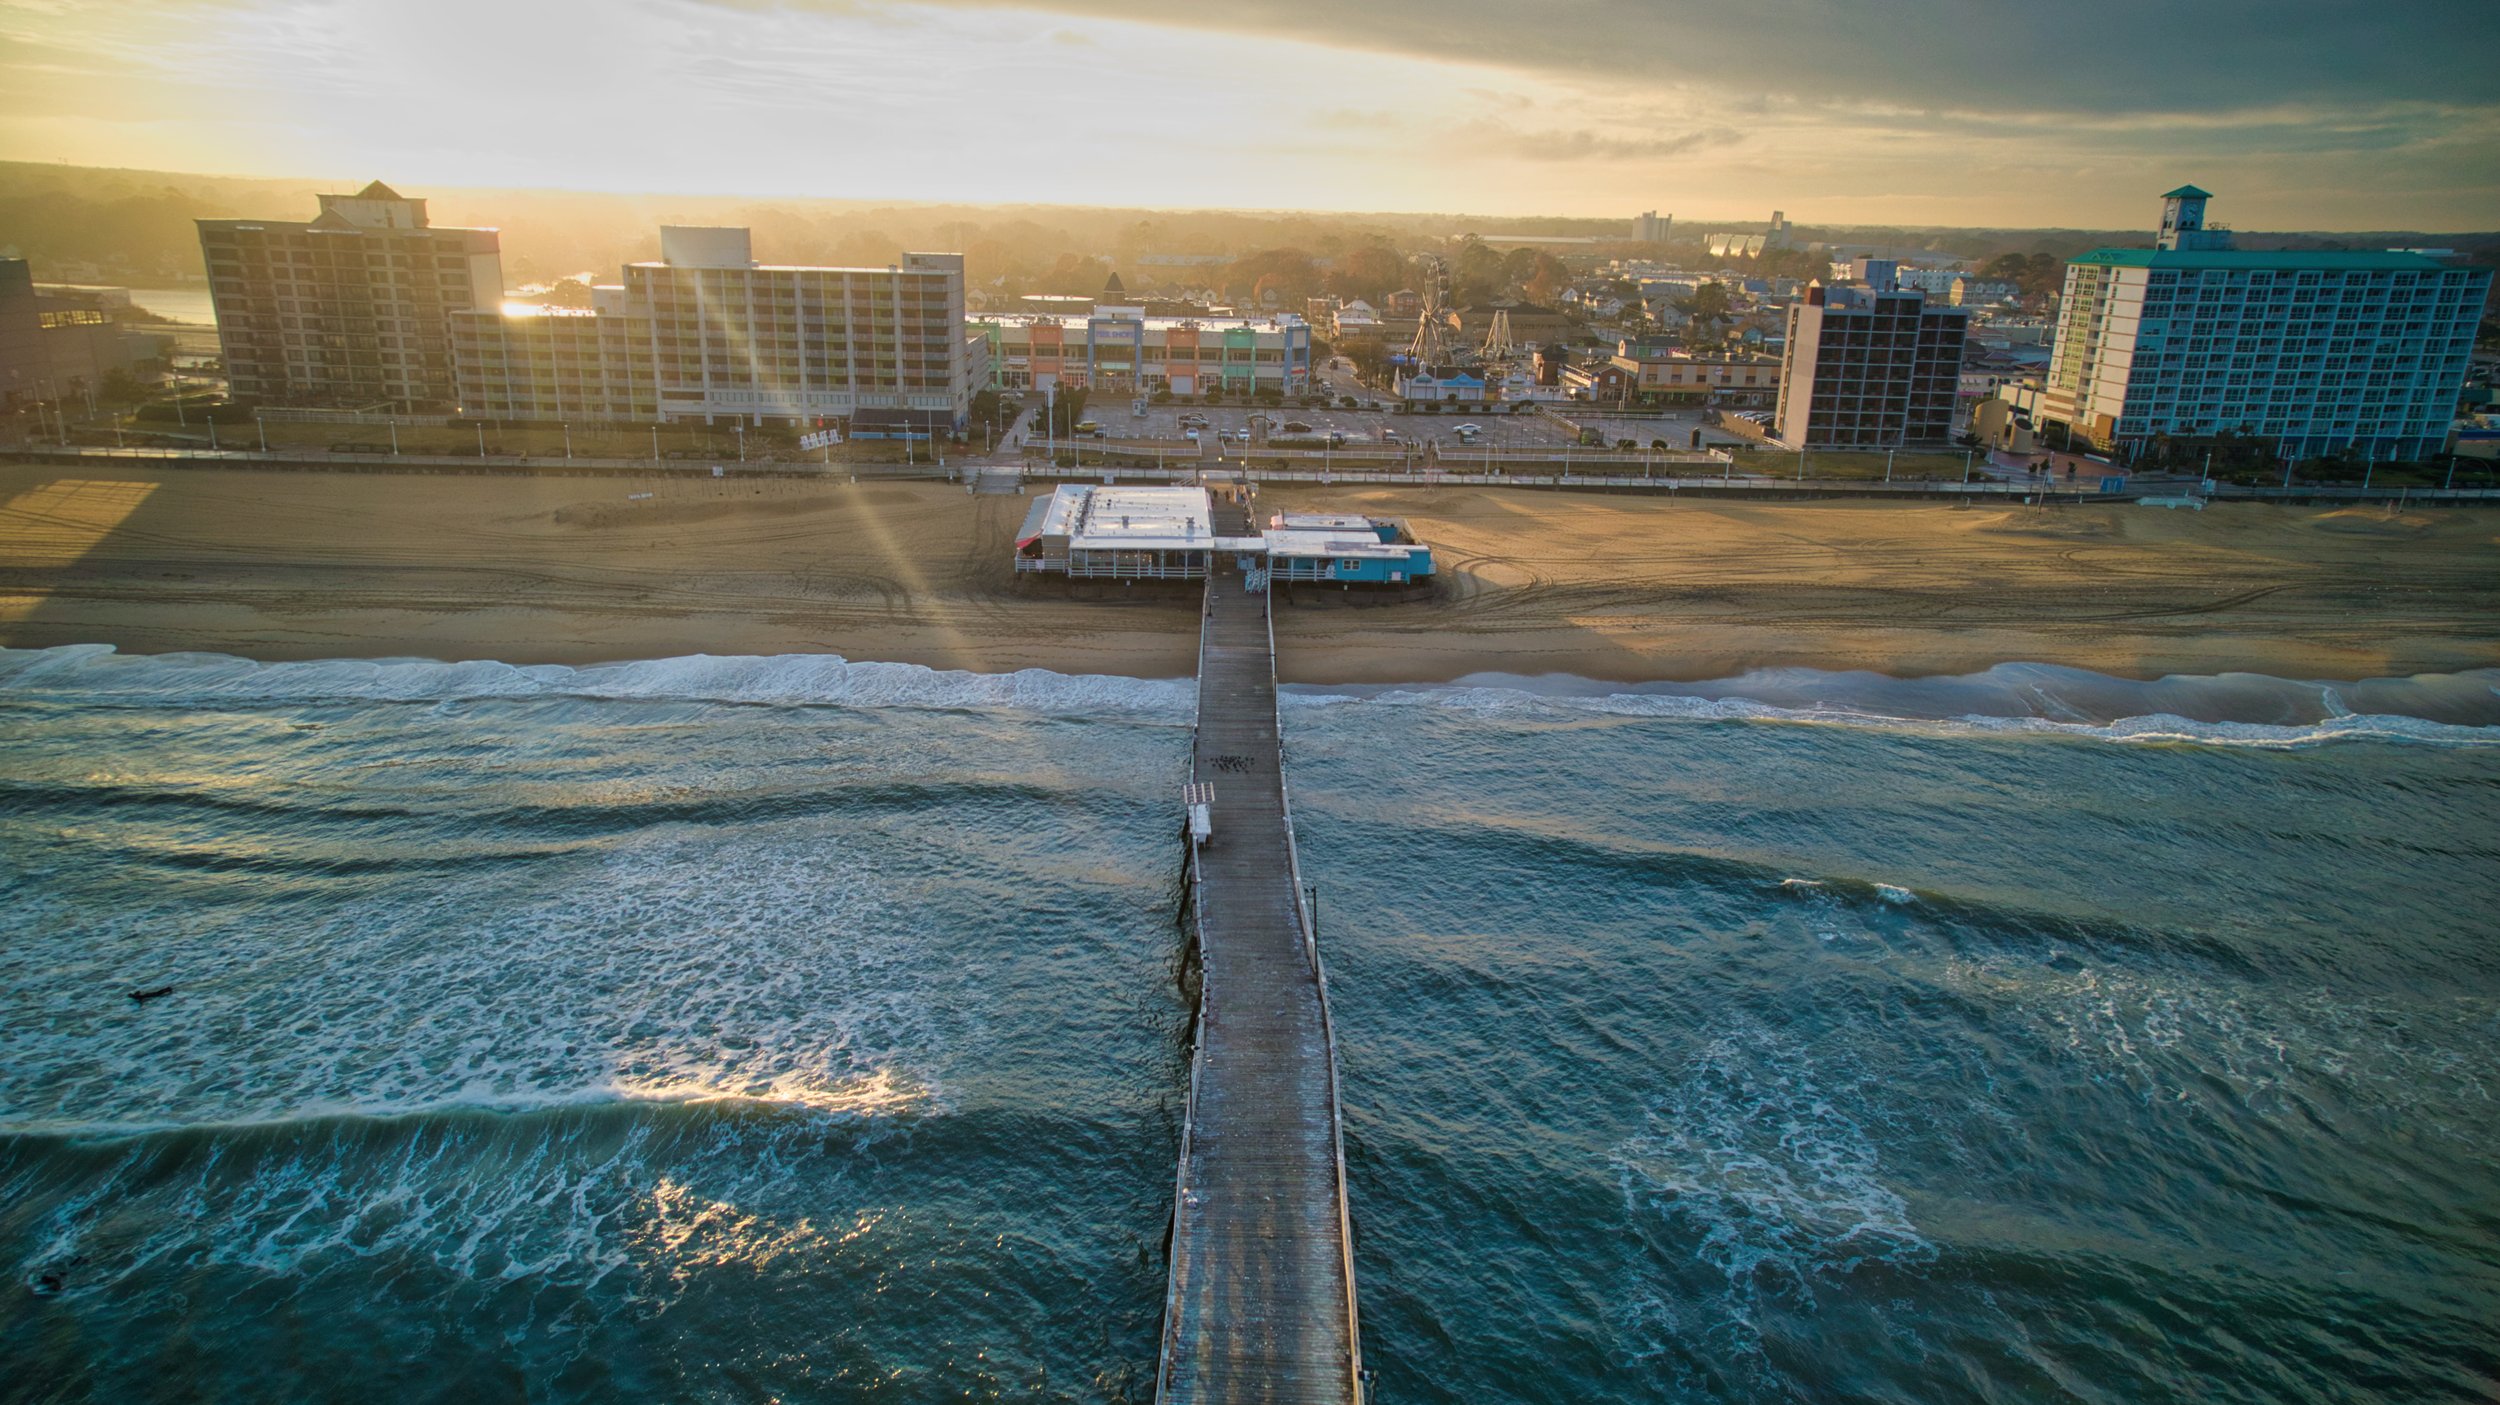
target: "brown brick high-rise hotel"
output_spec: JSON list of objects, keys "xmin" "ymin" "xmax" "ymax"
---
[{"xmin": 197, "ymin": 182, "xmax": 502, "ymax": 410}]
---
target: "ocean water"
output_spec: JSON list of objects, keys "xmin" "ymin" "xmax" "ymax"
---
[{"xmin": 3, "ymin": 646, "xmax": 2496, "ymax": 1403}]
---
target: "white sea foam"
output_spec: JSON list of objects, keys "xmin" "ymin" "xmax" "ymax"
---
[
  {"xmin": 9, "ymin": 646, "xmax": 2491, "ymax": 745},
  {"xmin": 0, "ymin": 826, "xmax": 960, "ymax": 1137},
  {"xmin": 1612, "ymin": 1024, "xmax": 1936, "ymax": 1362},
  {"xmin": 1283, "ymin": 674, "xmax": 2500, "ymax": 748},
  {"xmin": 0, "ymin": 644, "xmax": 1195, "ymax": 722},
  {"xmin": 1934, "ymin": 953, "xmax": 2500, "ymax": 1136},
  {"xmin": 12, "ymin": 1108, "xmax": 845, "ymax": 1314}
]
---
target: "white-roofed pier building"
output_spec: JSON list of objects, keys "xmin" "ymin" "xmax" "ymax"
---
[{"xmin": 1013, "ymin": 488, "xmax": 1433, "ymax": 586}]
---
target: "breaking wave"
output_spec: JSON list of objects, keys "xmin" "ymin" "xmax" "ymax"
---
[
  {"xmin": 10, "ymin": 647, "xmax": 2495, "ymax": 746},
  {"xmin": 1285, "ymin": 663, "xmax": 2500, "ymax": 747},
  {"xmin": 0, "ymin": 645, "xmax": 1197, "ymax": 721}
]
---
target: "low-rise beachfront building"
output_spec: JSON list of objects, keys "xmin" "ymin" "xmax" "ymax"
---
[
  {"xmin": 0, "ymin": 260, "xmax": 175, "ymax": 411},
  {"xmin": 450, "ymin": 226, "xmax": 980, "ymax": 429},
  {"xmin": 1012, "ymin": 487, "xmax": 1432, "ymax": 585},
  {"xmin": 1014, "ymin": 485, "xmax": 1220, "ymax": 579},
  {"xmin": 1400, "ymin": 370, "xmax": 1491, "ymax": 404},
  {"xmin": 972, "ymin": 308, "xmax": 1310, "ymax": 396},
  {"xmin": 1261, "ymin": 513, "xmax": 1436, "ymax": 585},
  {"xmin": 1562, "ymin": 342, "xmax": 1785, "ymax": 406}
]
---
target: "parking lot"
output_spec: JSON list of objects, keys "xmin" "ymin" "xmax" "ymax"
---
[
  {"xmin": 1000, "ymin": 388, "xmax": 1757, "ymax": 459},
  {"xmin": 1042, "ymin": 398, "xmax": 1425, "ymax": 450},
  {"xmin": 1540, "ymin": 411, "xmax": 1756, "ymax": 451}
]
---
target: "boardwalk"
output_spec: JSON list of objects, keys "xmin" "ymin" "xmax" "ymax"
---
[{"xmin": 1160, "ymin": 512, "xmax": 1364, "ymax": 1404}]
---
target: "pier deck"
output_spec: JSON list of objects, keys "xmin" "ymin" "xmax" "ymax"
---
[{"xmin": 1160, "ymin": 527, "xmax": 1362, "ymax": 1403}]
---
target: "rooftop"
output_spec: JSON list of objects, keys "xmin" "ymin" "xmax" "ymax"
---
[
  {"xmin": 979, "ymin": 311, "xmax": 1308, "ymax": 333},
  {"xmin": 1023, "ymin": 485, "xmax": 1215, "ymax": 552},
  {"xmin": 1263, "ymin": 528, "xmax": 1420, "ymax": 562}
]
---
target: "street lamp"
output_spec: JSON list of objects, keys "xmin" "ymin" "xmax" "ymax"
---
[
  {"xmin": 563, "ymin": 422, "xmax": 573, "ymax": 460},
  {"xmin": 734, "ymin": 423, "xmax": 745, "ymax": 463}
]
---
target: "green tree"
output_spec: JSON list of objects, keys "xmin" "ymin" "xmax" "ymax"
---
[
  {"xmin": 1040, "ymin": 385, "xmax": 1090, "ymax": 436},
  {"xmin": 1675, "ymin": 283, "xmax": 1734, "ymax": 345},
  {"xmin": 1325, "ymin": 245, "xmax": 1406, "ymax": 303},
  {"xmin": 1222, "ymin": 249, "xmax": 1320, "ymax": 305},
  {"xmin": 1522, "ymin": 253, "xmax": 1571, "ymax": 304},
  {"xmin": 1450, "ymin": 236, "xmax": 1507, "ymax": 306}
]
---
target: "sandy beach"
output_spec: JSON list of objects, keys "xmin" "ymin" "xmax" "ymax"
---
[{"xmin": 3, "ymin": 464, "xmax": 2494, "ymax": 683}]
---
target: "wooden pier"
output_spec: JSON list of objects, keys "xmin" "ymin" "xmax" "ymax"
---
[{"xmin": 1159, "ymin": 511, "xmax": 1364, "ymax": 1404}]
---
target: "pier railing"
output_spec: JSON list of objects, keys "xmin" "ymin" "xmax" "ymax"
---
[{"xmin": 1262, "ymin": 569, "xmax": 1367, "ymax": 1401}]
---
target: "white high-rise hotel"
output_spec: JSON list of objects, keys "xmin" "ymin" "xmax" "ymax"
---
[{"xmin": 2031, "ymin": 187, "xmax": 2488, "ymax": 461}]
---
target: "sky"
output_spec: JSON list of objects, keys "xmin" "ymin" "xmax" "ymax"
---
[{"xmin": 2, "ymin": 0, "xmax": 2496, "ymax": 229}]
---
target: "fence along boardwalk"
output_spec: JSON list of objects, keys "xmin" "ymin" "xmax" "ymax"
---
[{"xmin": 1160, "ymin": 504, "xmax": 1363, "ymax": 1404}]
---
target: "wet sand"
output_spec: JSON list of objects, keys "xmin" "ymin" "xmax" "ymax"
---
[{"xmin": 3, "ymin": 465, "xmax": 2495, "ymax": 683}]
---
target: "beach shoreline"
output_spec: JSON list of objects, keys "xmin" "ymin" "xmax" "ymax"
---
[{"xmin": 5, "ymin": 465, "xmax": 2495, "ymax": 687}]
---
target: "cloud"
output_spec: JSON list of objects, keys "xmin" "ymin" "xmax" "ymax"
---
[
  {"xmin": 772, "ymin": 0, "xmax": 2500, "ymax": 118},
  {"xmin": 1461, "ymin": 121, "xmax": 1743, "ymax": 162},
  {"xmin": 1310, "ymin": 107, "xmax": 1402, "ymax": 130}
]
